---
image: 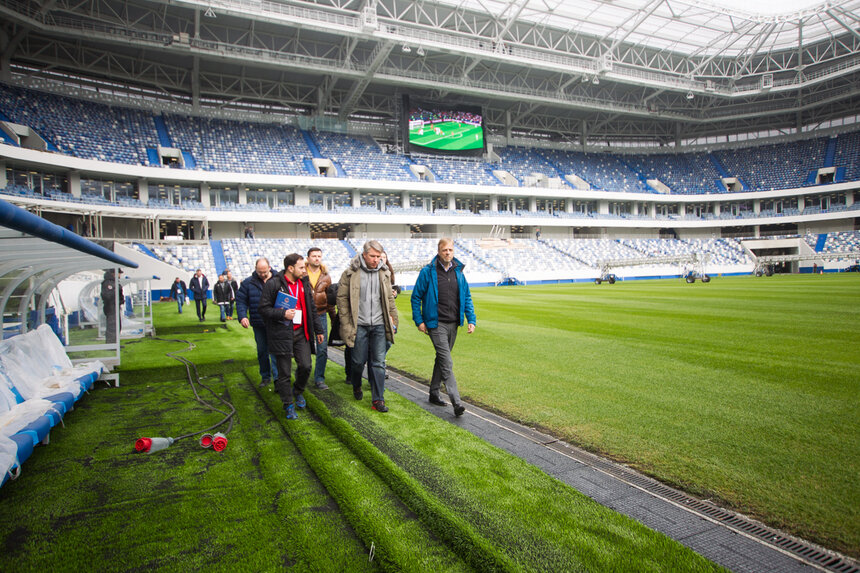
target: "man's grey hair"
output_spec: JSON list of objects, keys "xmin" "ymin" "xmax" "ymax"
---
[
  {"xmin": 363, "ymin": 240, "xmax": 384, "ymax": 254},
  {"xmin": 254, "ymin": 257, "xmax": 270, "ymax": 267}
]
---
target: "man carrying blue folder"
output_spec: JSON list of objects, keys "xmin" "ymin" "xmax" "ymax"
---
[{"xmin": 259, "ymin": 253, "xmax": 325, "ymax": 420}]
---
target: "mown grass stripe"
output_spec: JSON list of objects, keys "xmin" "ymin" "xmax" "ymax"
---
[
  {"xmin": 247, "ymin": 369, "xmax": 469, "ymax": 572},
  {"xmin": 305, "ymin": 388, "xmax": 544, "ymax": 573}
]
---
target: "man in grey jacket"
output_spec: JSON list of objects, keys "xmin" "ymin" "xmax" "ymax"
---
[{"xmin": 336, "ymin": 240, "xmax": 398, "ymax": 412}]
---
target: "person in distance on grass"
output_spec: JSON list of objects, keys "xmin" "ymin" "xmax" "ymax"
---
[
  {"xmin": 259, "ymin": 253, "xmax": 324, "ymax": 420},
  {"xmin": 213, "ymin": 273, "xmax": 234, "ymax": 323},
  {"xmin": 236, "ymin": 258, "xmax": 278, "ymax": 388},
  {"xmin": 225, "ymin": 270, "xmax": 238, "ymax": 320},
  {"xmin": 189, "ymin": 268, "xmax": 209, "ymax": 322},
  {"xmin": 411, "ymin": 238, "xmax": 476, "ymax": 417},
  {"xmin": 337, "ymin": 240, "xmax": 398, "ymax": 413},
  {"xmin": 306, "ymin": 247, "xmax": 335, "ymax": 390},
  {"xmin": 169, "ymin": 276, "xmax": 187, "ymax": 314}
]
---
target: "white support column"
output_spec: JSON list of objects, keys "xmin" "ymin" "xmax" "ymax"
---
[
  {"xmin": 448, "ymin": 193, "xmax": 456, "ymax": 210},
  {"xmin": 352, "ymin": 189, "xmax": 361, "ymax": 208},
  {"xmin": 138, "ymin": 179, "xmax": 149, "ymax": 204},
  {"xmin": 529, "ymin": 196, "xmax": 537, "ymax": 212},
  {"xmin": 238, "ymin": 184, "xmax": 247, "ymax": 205},
  {"xmin": 200, "ymin": 183, "xmax": 210, "ymax": 208},
  {"xmin": 713, "ymin": 203, "xmax": 721, "ymax": 217},
  {"xmin": 490, "ymin": 195, "xmax": 498, "ymax": 211},
  {"xmin": 68, "ymin": 171, "xmax": 81, "ymax": 198},
  {"xmin": 401, "ymin": 190, "xmax": 409, "ymax": 209},
  {"xmin": 295, "ymin": 187, "xmax": 310, "ymax": 207},
  {"xmin": 753, "ymin": 199, "xmax": 760, "ymax": 214},
  {"xmin": 0, "ymin": 161, "xmax": 6, "ymax": 188}
]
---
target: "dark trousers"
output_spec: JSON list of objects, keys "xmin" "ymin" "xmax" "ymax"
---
[
  {"xmin": 105, "ymin": 311, "xmax": 120, "ymax": 344},
  {"xmin": 351, "ymin": 324, "xmax": 387, "ymax": 402},
  {"xmin": 428, "ymin": 321, "xmax": 461, "ymax": 405},
  {"xmin": 252, "ymin": 325, "xmax": 278, "ymax": 382},
  {"xmin": 274, "ymin": 332, "xmax": 312, "ymax": 407},
  {"xmin": 195, "ymin": 298, "xmax": 207, "ymax": 319}
]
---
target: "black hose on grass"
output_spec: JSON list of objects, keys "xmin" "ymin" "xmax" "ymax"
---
[
  {"xmin": 304, "ymin": 391, "xmax": 519, "ymax": 573},
  {"xmin": 153, "ymin": 336, "xmax": 236, "ymax": 442}
]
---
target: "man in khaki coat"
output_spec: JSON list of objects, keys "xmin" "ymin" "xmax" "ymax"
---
[{"xmin": 336, "ymin": 240, "xmax": 398, "ymax": 412}]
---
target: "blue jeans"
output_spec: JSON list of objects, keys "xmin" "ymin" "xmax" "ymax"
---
[
  {"xmin": 313, "ymin": 313, "xmax": 328, "ymax": 383},
  {"xmin": 352, "ymin": 324, "xmax": 387, "ymax": 402},
  {"xmin": 252, "ymin": 325, "xmax": 278, "ymax": 381},
  {"xmin": 219, "ymin": 304, "xmax": 227, "ymax": 321},
  {"xmin": 175, "ymin": 296, "xmax": 183, "ymax": 314}
]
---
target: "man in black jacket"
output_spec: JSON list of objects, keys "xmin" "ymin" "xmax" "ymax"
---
[
  {"xmin": 237, "ymin": 258, "xmax": 278, "ymax": 387},
  {"xmin": 101, "ymin": 268, "xmax": 123, "ymax": 343},
  {"xmin": 259, "ymin": 253, "xmax": 324, "ymax": 420},
  {"xmin": 213, "ymin": 273, "xmax": 234, "ymax": 322},
  {"xmin": 189, "ymin": 269, "xmax": 209, "ymax": 322}
]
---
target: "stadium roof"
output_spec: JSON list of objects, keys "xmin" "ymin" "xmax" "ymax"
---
[
  {"xmin": 0, "ymin": 0, "xmax": 858, "ymax": 146},
  {"xmin": 447, "ymin": 0, "xmax": 854, "ymax": 56}
]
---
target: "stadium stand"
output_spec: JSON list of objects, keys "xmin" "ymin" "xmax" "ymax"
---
[
  {"xmin": 1, "ymin": 85, "xmax": 858, "ymax": 197},
  {"xmin": 623, "ymin": 152, "xmax": 719, "ymax": 194},
  {"xmin": 714, "ymin": 138, "xmax": 828, "ymax": 191},
  {"xmin": 0, "ymin": 83, "xmax": 153, "ymax": 165},
  {"xmin": 164, "ymin": 115, "xmax": 311, "ymax": 176},
  {"xmin": 539, "ymin": 149, "xmax": 650, "ymax": 193},
  {"xmin": 314, "ymin": 131, "xmax": 416, "ymax": 182},
  {"xmin": 417, "ymin": 157, "xmax": 502, "ymax": 186}
]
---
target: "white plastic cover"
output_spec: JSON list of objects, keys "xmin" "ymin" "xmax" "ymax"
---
[
  {"xmin": 0, "ymin": 398, "xmax": 55, "ymax": 437},
  {"xmin": 0, "ymin": 434, "xmax": 18, "ymax": 481}
]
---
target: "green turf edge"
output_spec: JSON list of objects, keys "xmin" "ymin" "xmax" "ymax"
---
[
  {"xmin": 245, "ymin": 368, "xmax": 469, "ymax": 572},
  {"xmin": 303, "ymin": 388, "xmax": 519, "ymax": 573}
]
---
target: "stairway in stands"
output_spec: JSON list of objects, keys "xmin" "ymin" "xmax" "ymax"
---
[{"xmin": 210, "ymin": 240, "xmax": 227, "ymax": 274}]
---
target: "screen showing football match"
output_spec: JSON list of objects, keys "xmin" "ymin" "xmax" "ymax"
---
[{"xmin": 406, "ymin": 101, "xmax": 485, "ymax": 154}]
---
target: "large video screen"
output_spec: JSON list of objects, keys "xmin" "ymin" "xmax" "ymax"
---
[{"xmin": 403, "ymin": 96, "xmax": 485, "ymax": 156}]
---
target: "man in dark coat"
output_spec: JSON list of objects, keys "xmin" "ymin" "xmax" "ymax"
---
[
  {"xmin": 213, "ymin": 273, "xmax": 234, "ymax": 322},
  {"xmin": 259, "ymin": 253, "xmax": 324, "ymax": 420},
  {"xmin": 101, "ymin": 268, "xmax": 123, "ymax": 343},
  {"xmin": 169, "ymin": 277, "xmax": 187, "ymax": 314},
  {"xmin": 237, "ymin": 258, "xmax": 278, "ymax": 387},
  {"xmin": 226, "ymin": 270, "xmax": 239, "ymax": 320},
  {"xmin": 189, "ymin": 269, "xmax": 209, "ymax": 322}
]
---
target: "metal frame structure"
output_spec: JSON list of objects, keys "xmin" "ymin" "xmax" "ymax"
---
[
  {"xmin": 0, "ymin": 197, "xmax": 138, "ymax": 368},
  {"xmin": 0, "ymin": 0, "xmax": 857, "ymax": 145}
]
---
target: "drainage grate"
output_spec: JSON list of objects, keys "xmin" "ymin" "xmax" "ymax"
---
[{"xmin": 542, "ymin": 439, "xmax": 858, "ymax": 573}]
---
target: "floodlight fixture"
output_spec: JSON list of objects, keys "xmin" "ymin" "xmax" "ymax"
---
[
  {"xmin": 402, "ymin": 44, "xmax": 411, "ymax": 53},
  {"xmin": 416, "ymin": 47, "xmax": 425, "ymax": 56},
  {"xmin": 592, "ymin": 76, "xmax": 599, "ymax": 85},
  {"xmin": 686, "ymin": 91, "xmax": 694, "ymax": 100},
  {"xmin": 204, "ymin": 6, "xmax": 216, "ymax": 18}
]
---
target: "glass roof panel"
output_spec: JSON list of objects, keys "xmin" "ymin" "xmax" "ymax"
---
[{"xmin": 442, "ymin": 0, "xmax": 859, "ymax": 57}]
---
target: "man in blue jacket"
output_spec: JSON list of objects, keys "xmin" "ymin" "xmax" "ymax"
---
[
  {"xmin": 411, "ymin": 238, "xmax": 476, "ymax": 417},
  {"xmin": 236, "ymin": 258, "xmax": 278, "ymax": 387}
]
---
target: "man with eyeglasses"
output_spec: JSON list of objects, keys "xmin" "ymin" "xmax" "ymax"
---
[{"xmin": 237, "ymin": 257, "xmax": 278, "ymax": 387}]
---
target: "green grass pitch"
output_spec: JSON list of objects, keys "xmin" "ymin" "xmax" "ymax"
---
[
  {"xmin": 389, "ymin": 273, "xmax": 860, "ymax": 557},
  {"xmin": 409, "ymin": 120, "xmax": 483, "ymax": 151},
  {"xmin": 0, "ymin": 273, "xmax": 856, "ymax": 570}
]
